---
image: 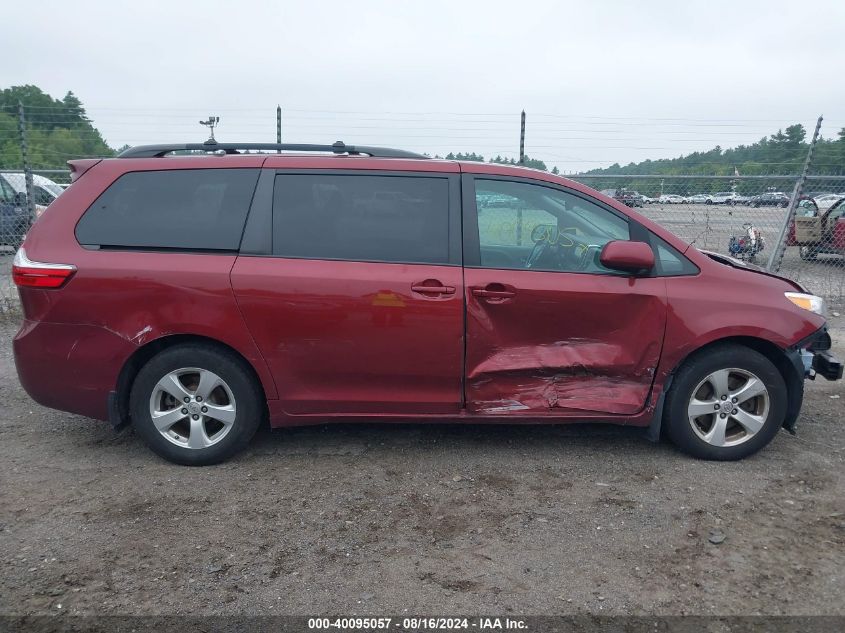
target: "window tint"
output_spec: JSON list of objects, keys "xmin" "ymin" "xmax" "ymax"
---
[
  {"xmin": 76, "ymin": 169, "xmax": 259, "ymax": 250},
  {"xmin": 475, "ymin": 179, "xmax": 629, "ymax": 274},
  {"xmin": 273, "ymin": 174, "xmax": 449, "ymax": 264}
]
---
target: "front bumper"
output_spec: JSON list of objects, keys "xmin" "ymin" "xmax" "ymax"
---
[
  {"xmin": 798, "ymin": 327, "xmax": 843, "ymax": 381},
  {"xmin": 806, "ymin": 350, "xmax": 844, "ymax": 381}
]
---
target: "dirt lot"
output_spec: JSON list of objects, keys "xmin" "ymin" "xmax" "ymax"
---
[{"xmin": 0, "ymin": 316, "xmax": 844, "ymax": 618}]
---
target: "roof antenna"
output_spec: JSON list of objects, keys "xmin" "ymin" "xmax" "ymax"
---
[{"xmin": 199, "ymin": 116, "xmax": 220, "ymax": 144}]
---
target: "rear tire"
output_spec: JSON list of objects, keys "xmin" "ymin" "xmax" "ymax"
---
[
  {"xmin": 130, "ymin": 344, "xmax": 265, "ymax": 465},
  {"xmin": 664, "ymin": 344, "xmax": 786, "ymax": 460}
]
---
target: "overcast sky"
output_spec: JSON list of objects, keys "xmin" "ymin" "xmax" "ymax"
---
[{"xmin": 4, "ymin": 0, "xmax": 844, "ymax": 172}]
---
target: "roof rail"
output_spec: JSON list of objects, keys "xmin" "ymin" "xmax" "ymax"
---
[{"xmin": 117, "ymin": 140, "xmax": 428, "ymax": 159}]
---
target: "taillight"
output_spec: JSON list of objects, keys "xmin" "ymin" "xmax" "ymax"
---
[{"xmin": 12, "ymin": 248, "xmax": 76, "ymax": 289}]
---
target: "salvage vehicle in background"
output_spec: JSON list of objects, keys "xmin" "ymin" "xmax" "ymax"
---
[
  {"xmin": 789, "ymin": 197, "xmax": 845, "ymax": 261},
  {"xmin": 12, "ymin": 141, "xmax": 842, "ymax": 466}
]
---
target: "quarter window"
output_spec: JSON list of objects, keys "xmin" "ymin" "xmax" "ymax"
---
[
  {"xmin": 475, "ymin": 179, "xmax": 630, "ymax": 274},
  {"xmin": 76, "ymin": 169, "xmax": 260, "ymax": 250},
  {"xmin": 272, "ymin": 174, "xmax": 450, "ymax": 264}
]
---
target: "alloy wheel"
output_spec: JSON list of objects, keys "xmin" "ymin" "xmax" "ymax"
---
[
  {"xmin": 687, "ymin": 368, "xmax": 770, "ymax": 447},
  {"xmin": 149, "ymin": 367, "xmax": 237, "ymax": 449}
]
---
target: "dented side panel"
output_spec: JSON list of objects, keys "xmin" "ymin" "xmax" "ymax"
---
[{"xmin": 465, "ymin": 268, "xmax": 667, "ymax": 415}]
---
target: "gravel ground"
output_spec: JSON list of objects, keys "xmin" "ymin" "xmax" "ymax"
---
[{"xmin": 0, "ymin": 317, "xmax": 844, "ymax": 618}]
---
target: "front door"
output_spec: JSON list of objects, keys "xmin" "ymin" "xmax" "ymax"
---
[
  {"xmin": 232, "ymin": 170, "xmax": 464, "ymax": 415},
  {"xmin": 463, "ymin": 175, "xmax": 667, "ymax": 416}
]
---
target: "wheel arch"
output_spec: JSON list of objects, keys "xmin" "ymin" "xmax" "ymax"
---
[
  {"xmin": 665, "ymin": 335, "xmax": 803, "ymax": 432},
  {"xmin": 113, "ymin": 334, "xmax": 270, "ymax": 429}
]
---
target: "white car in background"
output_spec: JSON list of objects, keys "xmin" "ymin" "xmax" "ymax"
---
[
  {"xmin": 0, "ymin": 172, "xmax": 65, "ymax": 218},
  {"xmin": 709, "ymin": 191, "xmax": 737, "ymax": 205},
  {"xmin": 658, "ymin": 194, "xmax": 685, "ymax": 204},
  {"xmin": 814, "ymin": 193, "xmax": 844, "ymax": 210}
]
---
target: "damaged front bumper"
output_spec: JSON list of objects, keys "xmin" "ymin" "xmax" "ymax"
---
[{"xmin": 797, "ymin": 328, "xmax": 843, "ymax": 381}]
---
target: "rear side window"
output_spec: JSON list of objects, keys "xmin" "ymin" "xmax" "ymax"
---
[
  {"xmin": 273, "ymin": 174, "xmax": 450, "ymax": 264},
  {"xmin": 76, "ymin": 169, "xmax": 260, "ymax": 250}
]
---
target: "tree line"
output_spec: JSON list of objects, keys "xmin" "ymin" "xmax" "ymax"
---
[
  {"xmin": 583, "ymin": 123, "xmax": 845, "ymax": 177},
  {"xmin": 4, "ymin": 84, "xmax": 845, "ymax": 186},
  {"xmin": 0, "ymin": 85, "xmax": 114, "ymax": 169}
]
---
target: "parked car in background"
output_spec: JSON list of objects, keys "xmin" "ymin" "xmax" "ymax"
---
[
  {"xmin": 0, "ymin": 172, "xmax": 65, "ymax": 218},
  {"xmin": 687, "ymin": 194, "xmax": 711, "ymax": 204},
  {"xmin": 750, "ymin": 192, "xmax": 789, "ymax": 207},
  {"xmin": 658, "ymin": 194, "xmax": 685, "ymax": 204},
  {"xmin": 641, "ymin": 194, "xmax": 657, "ymax": 204},
  {"xmin": 616, "ymin": 189, "xmax": 644, "ymax": 208},
  {"xmin": 0, "ymin": 175, "xmax": 30, "ymax": 248},
  {"xmin": 11, "ymin": 140, "xmax": 841, "ymax": 466},
  {"xmin": 731, "ymin": 193, "xmax": 752, "ymax": 205},
  {"xmin": 602, "ymin": 188, "xmax": 643, "ymax": 208},
  {"xmin": 813, "ymin": 193, "xmax": 844, "ymax": 210},
  {"xmin": 709, "ymin": 192, "xmax": 737, "ymax": 205}
]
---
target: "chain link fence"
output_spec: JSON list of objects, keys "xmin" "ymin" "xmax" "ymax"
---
[
  {"xmin": 570, "ymin": 174, "xmax": 845, "ymax": 310},
  {"xmin": 0, "ymin": 103, "xmax": 843, "ymax": 315},
  {"xmin": 1, "ymin": 101, "xmax": 89, "ymax": 314}
]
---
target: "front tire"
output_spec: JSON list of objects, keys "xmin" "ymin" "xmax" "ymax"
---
[
  {"xmin": 663, "ymin": 344, "xmax": 786, "ymax": 460},
  {"xmin": 130, "ymin": 344, "xmax": 265, "ymax": 465}
]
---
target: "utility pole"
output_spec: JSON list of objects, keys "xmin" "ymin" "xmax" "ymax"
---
[
  {"xmin": 519, "ymin": 110, "xmax": 526, "ymax": 165},
  {"xmin": 17, "ymin": 102, "xmax": 36, "ymax": 222},
  {"xmin": 276, "ymin": 105, "xmax": 282, "ymax": 152},
  {"xmin": 517, "ymin": 110, "xmax": 526, "ymax": 246},
  {"xmin": 766, "ymin": 115, "xmax": 823, "ymax": 272}
]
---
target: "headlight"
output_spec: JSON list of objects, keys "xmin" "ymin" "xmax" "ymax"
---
[{"xmin": 785, "ymin": 292, "xmax": 827, "ymax": 316}]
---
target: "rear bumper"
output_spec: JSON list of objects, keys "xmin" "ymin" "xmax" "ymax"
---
[{"xmin": 13, "ymin": 319, "xmax": 137, "ymax": 421}]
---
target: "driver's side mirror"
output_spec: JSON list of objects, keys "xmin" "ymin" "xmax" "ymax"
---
[{"xmin": 599, "ymin": 240, "xmax": 655, "ymax": 274}]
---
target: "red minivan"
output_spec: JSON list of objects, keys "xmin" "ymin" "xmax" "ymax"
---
[{"xmin": 12, "ymin": 142, "xmax": 842, "ymax": 465}]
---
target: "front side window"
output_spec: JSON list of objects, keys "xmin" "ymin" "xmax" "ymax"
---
[
  {"xmin": 475, "ymin": 179, "xmax": 630, "ymax": 274},
  {"xmin": 76, "ymin": 168, "xmax": 260, "ymax": 250},
  {"xmin": 273, "ymin": 174, "xmax": 450, "ymax": 264}
]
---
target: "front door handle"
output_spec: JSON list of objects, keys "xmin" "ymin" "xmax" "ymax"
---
[{"xmin": 411, "ymin": 280, "xmax": 456, "ymax": 295}]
